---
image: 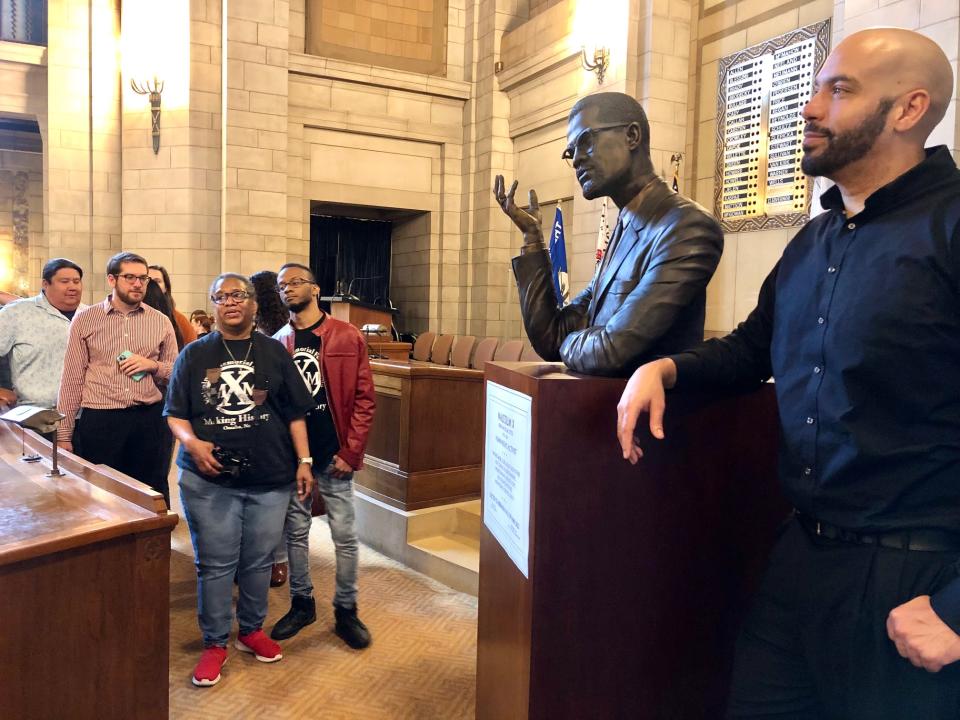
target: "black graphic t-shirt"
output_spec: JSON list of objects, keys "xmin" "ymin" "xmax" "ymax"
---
[
  {"xmin": 164, "ymin": 332, "xmax": 315, "ymax": 488},
  {"xmin": 293, "ymin": 318, "xmax": 340, "ymax": 468}
]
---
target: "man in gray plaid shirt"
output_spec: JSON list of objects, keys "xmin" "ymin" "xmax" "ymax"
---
[{"xmin": 0, "ymin": 258, "xmax": 85, "ymax": 409}]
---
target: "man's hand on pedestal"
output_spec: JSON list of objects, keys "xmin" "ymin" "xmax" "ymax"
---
[
  {"xmin": 616, "ymin": 358, "xmax": 677, "ymax": 464},
  {"xmin": 887, "ymin": 595, "xmax": 960, "ymax": 672},
  {"xmin": 0, "ymin": 387, "xmax": 17, "ymax": 408}
]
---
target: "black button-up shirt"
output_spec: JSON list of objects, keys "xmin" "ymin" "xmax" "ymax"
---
[{"xmin": 671, "ymin": 146, "xmax": 960, "ymax": 630}]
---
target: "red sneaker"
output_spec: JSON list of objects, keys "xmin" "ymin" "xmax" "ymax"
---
[
  {"xmin": 236, "ymin": 629, "xmax": 283, "ymax": 663},
  {"xmin": 192, "ymin": 646, "xmax": 227, "ymax": 687}
]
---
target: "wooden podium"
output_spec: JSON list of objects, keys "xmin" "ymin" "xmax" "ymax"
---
[
  {"xmin": 0, "ymin": 422, "xmax": 178, "ymax": 720},
  {"xmin": 476, "ymin": 362, "xmax": 787, "ymax": 720},
  {"xmin": 320, "ymin": 296, "xmax": 396, "ymax": 331}
]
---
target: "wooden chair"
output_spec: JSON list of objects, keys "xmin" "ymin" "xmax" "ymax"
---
[
  {"xmin": 471, "ymin": 337, "xmax": 499, "ymax": 369},
  {"xmin": 450, "ymin": 335, "xmax": 476, "ymax": 368},
  {"xmin": 520, "ymin": 344, "xmax": 543, "ymax": 362},
  {"xmin": 430, "ymin": 334, "xmax": 455, "ymax": 365},
  {"xmin": 494, "ymin": 339, "xmax": 523, "ymax": 362},
  {"xmin": 412, "ymin": 331, "xmax": 436, "ymax": 361}
]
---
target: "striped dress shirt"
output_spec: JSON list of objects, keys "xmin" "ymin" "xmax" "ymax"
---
[{"xmin": 57, "ymin": 296, "xmax": 178, "ymax": 442}]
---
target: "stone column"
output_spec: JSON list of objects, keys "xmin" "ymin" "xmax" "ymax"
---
[
  {"xmin": 46, "ymin": 0, "xmax": 122, "ymax": 302},
  {"xmin": 223, "ymin": 0, "xmax": 291, "ymax": 277}
]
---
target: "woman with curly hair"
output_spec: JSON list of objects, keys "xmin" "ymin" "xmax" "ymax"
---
[{"xmin": 250, "ymin": 270, "xmax": 288, "ymax": 337}]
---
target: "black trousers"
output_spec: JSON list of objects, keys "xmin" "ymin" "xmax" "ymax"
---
[
  {"xmin": 73, "ymin": 403, "xmax": 170, "ymax": 507},
  {"xmin": 728, "ymin": 517, "xmax": 960, "ymax": 719}
]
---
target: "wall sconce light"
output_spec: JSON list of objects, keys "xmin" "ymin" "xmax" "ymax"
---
[
  {"xmin": 131, "ymin": 77, "xmax": 164, "ymax": 154},
  {"xmin": 581, "ymin": 46, "xmax": 610, "ymax": 84}
]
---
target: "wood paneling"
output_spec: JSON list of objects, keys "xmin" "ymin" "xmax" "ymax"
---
[
  {"xmin": 356, "ymin": 359, "xmax": 484, "ymax": 509},
  {"xmin": 0, "ymin": 423, "xmax": 178, "ymax": 720},
  {"xmin": 476, "ymin": 362, "xmax": 787, "ymax": 720}
]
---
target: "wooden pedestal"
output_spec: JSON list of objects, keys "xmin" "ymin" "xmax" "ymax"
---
[{"xmin": 476, "ymin": 362, "xmax": 788, "ymax": 720}]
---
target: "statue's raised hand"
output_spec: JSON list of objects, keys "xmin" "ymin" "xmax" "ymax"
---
[{"xmin": 493, "ymin": 175, "xmax": 543, "ymax": 244}]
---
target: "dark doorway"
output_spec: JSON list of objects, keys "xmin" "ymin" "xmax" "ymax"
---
[{"xmin": 309, "ymin": 215, "xmax": 391, "ymax": 305}]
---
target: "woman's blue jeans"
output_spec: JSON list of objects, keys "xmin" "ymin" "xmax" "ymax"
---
[{"xmin": 179, "ymin": 468, "xmax": 291, "ymax": 647}]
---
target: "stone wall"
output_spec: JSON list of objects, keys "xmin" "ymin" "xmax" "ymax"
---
[
  {"xmin": 306, "ymin": 0, "xmax": 448, "ymax": 76},
  {"xmin": 0, "ymin": 44, "xmax": 46, "ymax": 294},
  {"xmin": 3, "ymin": 0, "xmax": 958, "ymax": 339},
  {"xmin": 45, "ymin": 0, "xmax": 122, "ymax": 302},
  {"xmin": 0, "ymin": 151, "xmax": 43, "ymax": 295},
  {"xmin": 691, "ymin": 0, "xmax": 835, "ymax": 333},
  {"xmin": 690, "ymin": 0, "xmax": 959, "ymax": 333}
]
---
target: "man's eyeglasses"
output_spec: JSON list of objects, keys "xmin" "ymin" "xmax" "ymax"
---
[
  {"xmin": 211, "ymin": 291, "xmax": 252, "ymax": 305},
  {"xmin": 277, "ymin": 278, "xmax": 314, "ymax": 292},
  {"xmin": 113, "ymin": 273, "xmax": 151, "ymax": 285},
  {"xmin": 561, "ymin": 123, "xmax": 632, "ymax": 167}
]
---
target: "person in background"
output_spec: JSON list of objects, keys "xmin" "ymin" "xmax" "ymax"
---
[
  {"xmin": 0, "ymin": 258, "xmax": 85, "ymax": 410},
  {"xmin": 251, "ymin": 270, "xmax": 288, "ymax": 337},
  {"xmin": 148, "ymin": 264, "xmax": 198, "ymax": 345},
  {"xmin": 143, "ymin": 280, "xmax": 186, "ymax": 487},
  {"xmin": 164, "ymin": 272, "xmax": 316, "ymax": 687},
  {"xmin": 269, "ymin": 262, "xmax": 376, "ymax": 649},
  {"xmin": 252, "ymin": 269, "xmax": 300, "ymax": 585},
  {"xmin": 145, "ymin": 282, "xmax": 185, "ymax": 351},
  {"xmin": 190, "ymin": 309, "xmax": 213, "ymax": 338},
  {"xmin": 58, "ymin": 252, "xmax": 178, "ymax": 505}
]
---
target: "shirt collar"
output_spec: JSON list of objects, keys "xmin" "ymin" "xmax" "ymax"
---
[
  {"xmin": 103, "ymin": 294, "xmax": 144, "ymax": 315},
  {"xmin": 819, "ymin": 145, "xmax": 957, "ymax": 218},
  {"xmin": 36, "ymin": 291, "xmax": 77, "ymax": 319}
]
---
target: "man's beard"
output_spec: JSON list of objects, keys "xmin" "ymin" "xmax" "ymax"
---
[
  {"xmin": 284, "ymin": 297, "xmax": 313, "ymax": 313},
  {"xmin": 801, "ymin": 98, "xmax": 893, "ymax": 178},
  {"xmin": 114, "ymin": 286, "xmax": 142, "ymax": 306}
]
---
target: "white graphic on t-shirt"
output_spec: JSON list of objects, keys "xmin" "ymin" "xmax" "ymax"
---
[
  {"xmin": 293, "ymin": 348, "xmax": 323, "ymax": 399},
  {"xmin": 217, "ymin": 361, "xmax": 256, "ymax": 415}
]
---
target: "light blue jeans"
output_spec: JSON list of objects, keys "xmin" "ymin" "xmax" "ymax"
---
[
  {"xmin": 179, "ymin": 469, "xmax": 291, "ymax": 647},
  {"xmin": 283, "ymin": 466, "xmax": 359, "ymax": 608}
]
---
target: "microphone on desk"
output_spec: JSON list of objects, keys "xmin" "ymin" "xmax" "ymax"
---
[{"xmin": 346, "ymin": 275, "xmax": 383, "ymax": 299}]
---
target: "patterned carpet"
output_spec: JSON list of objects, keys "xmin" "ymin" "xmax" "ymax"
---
[{"xmin": 167, "ymin": 486, "xmax": 478, "ymax": 719}]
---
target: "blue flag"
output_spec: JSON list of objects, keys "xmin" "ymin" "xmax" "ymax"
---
[{"xmin": 549, "ymin": 206, "xmax": 569, "ymax": 307}]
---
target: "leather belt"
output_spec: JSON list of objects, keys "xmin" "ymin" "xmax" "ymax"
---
[{"xmin": 795, "ymin": 512, "xmax": 960, "ymax": 553}]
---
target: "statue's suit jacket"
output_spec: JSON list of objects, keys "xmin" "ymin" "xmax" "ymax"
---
[{"xmin": 512, "ymin": 178, "xmax": 723, "ymax": 376}]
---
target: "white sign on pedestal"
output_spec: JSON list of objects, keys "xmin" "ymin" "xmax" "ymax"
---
[{"xmin": 483, "ymin": 381, "xmax": 532, "ymax": 578}]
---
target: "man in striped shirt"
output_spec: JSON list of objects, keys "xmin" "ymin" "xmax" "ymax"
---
[{"xmin": 58, "ymin": 251, "xmax": 178, "ymax": 505}]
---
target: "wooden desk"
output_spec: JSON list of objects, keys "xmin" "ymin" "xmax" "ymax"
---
[
  {"xmin": 321, "ymin": 296, "xmax": 396, "ymax": 332},
  {"xmin": 367, "ymin": 340, "xmax": 411, "ymax": 361},
  {"xmin": 0, "ymin": 423, "xmax": 178, "ymax": 720},
  {"xmin": 357, "ymin": 359, "xmax": 484, "ymax": 510}
]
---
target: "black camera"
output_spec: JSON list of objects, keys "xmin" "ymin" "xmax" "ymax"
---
[{"xmin": 212, "ymin": 446, "xmax": 252, "ymax": 479}]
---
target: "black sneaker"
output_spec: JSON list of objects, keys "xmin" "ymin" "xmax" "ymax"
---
[
  {"xmin": 334, "ymin": 605, "xmax": 371, "ymax": 649},
  {"xmin": 270, "ymin": 595, "xmax": 317, "ymax": 640}
]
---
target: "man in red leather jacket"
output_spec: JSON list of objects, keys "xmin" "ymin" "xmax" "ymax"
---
[{"xmin": 270, "ymin": 262, "xmax": 376, "ymax": 649}]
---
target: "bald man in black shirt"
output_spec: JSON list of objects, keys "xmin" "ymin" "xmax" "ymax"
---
[{"xmin": 618, "ymin": 28, "xmax": 960, "ymax": 719}]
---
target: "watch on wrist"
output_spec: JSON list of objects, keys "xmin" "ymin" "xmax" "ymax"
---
[{"xmin": 298, "ymin": 456, "xmax": 313, "ymax": 466}]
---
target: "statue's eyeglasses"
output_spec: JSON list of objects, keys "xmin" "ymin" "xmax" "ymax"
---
[{"xmin": 561, "ymin": 123, "xmax": 631, "ymax": 167}]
